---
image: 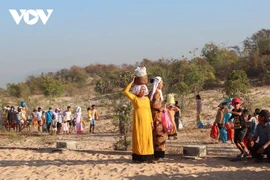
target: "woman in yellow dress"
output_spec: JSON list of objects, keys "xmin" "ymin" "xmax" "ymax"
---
[
  {"xmin": 124, "ymin": 76, "xmax": 154, "ymax": 163},
  {"xmin": 149, "ymin": 76, "xmax": 166, "ymax": 161}
]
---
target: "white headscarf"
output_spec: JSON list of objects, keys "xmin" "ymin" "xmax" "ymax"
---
[
  {"xmin": 132, "ymin": 85, "xmax": 149, "ymax": 96},
  {"xmin": 76, "ymin": 106, "xmax": 81, "ymax": 113},
  {"xmin": 150, "ymin": 76, "xmax": 163, "ymax": 101}
]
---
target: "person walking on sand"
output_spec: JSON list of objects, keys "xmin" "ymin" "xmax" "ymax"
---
[
  {"xmin": 149, "ymin": 76, "xmax": 166, "ymax": 162},
  {"xmin": 32, "ymin": 108, "xmax": 38, "ymax": 130},
  {"xmin": 46, "ymin": 107, "xmax": 53, "ymax": 133},
  {"xmin": 7, "ymin": 106, "xmax": 17, "ymax": 131},
  {"xmin": 36, "ymin": 107, "xmax": 42, "ymax": 132},
  {"xmin": 63, "ymin": 106, "xmax": 72, "ymax": 133},
  {"xmin": 16, "ymin": 107, "xmax": 25, "ymax": 132},
  {"xmin": 57, "ymin": 108, "xmax": 63, "ymax": 134},
  {"xmin": 174, "ymin": 101, "xmax": 181, "ymax": 131},
  {"xmin": 75, "ymin": 107, "xmax": 83, "ymax": 134},
  {"xmin": 41, "ymin": 111, "xmax": 47, "ymax": 133},
  {"xmin": 90, "ymin": 105, "xmax": 99, "ymax": 134},
  {"xmin": 87, "ymin": 107, "xmax": 92, "ymax": 127},
  {"xmin": 215, "ymin": 101, "xmax": 227, "ymax": 143},
  {"xmin": 196, "ymin": 95, "xmax": 203, "ymax": 127},
  {"xmin": 124, "ymin": 76, "xmax": 154, "ymax": 163}
]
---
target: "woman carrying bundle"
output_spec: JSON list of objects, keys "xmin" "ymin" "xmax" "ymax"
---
[{"xmin": 124, "ymin": 76, "xmax": 154, "ymax": 163}]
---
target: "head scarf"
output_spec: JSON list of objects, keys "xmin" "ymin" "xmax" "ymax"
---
[
  {"xmin": 132, "ymin": 85, "xmax": 149, "ymax": 96},
  {"xmin": 150, "ymin": 76, "xmax": 163, "ymax": 101},
  {"xmin": 76, "ymin": 106, "xmax": 82, "ymax": 113}
]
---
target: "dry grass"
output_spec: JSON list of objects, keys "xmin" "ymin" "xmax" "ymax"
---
[{"xmin": 253, "ymin": 96, "xmax": 270, "ymax": 109}]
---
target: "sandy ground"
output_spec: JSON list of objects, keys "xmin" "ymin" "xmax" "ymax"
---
[
  {"xmin": 0, "ymin": 148, "xmax": 269, "ymax": 180},
  {"xmin": 0, "ymin": 119, "xmax": 269, "ymax": 180}
]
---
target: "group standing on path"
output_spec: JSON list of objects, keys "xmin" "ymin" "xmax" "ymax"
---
[
  {"xmin": 212, "ymin": 97, "xmax": 270, "ymax": 163},
  {"xmin": 124, "ymin": 75, "xmax": 180, "ymax": 163},
  {"xmin": 124, "ymin": 73, "xmax": 270, "ymax": 163},
  {"xmin": 2, "ymin": 104, "xmax": 99, "ymax": 135}
]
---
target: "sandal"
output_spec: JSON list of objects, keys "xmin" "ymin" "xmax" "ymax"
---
[
  {"xmin": 237, "ymin": 153, "xmax": 243, "ymax": 158},
  {"xmin": 243, "ymin": 151, "xmax": 249, "ymax": 158}
]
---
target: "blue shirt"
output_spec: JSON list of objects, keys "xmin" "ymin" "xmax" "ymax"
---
[
  {"xmin": 224, "ymin": 112, "xmax": 232, "ymax": 124},
  {"xmin": 46, "ymin": 110, "xmax": 53, "ymax": 123},
  {"xmin": 254, "ymin": 122, "xmax": 270, "ymax": 145}
]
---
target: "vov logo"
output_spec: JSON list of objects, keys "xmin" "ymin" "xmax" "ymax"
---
[{"xmin": 9, "ymin": 9, "xmax": 53, "ymax": 25}]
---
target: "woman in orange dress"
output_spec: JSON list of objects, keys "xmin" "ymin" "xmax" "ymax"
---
[{"xmin": 149, "ymin": 76, "xmax": 166, "ymax": 161}]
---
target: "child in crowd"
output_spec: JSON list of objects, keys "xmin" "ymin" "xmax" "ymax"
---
[
  {"xmin": 87, "ymin": 107, "xmax": 92, "ymax": 127},
  {"xmin": 62, "ymin": 120, "xmax": 69, "ymax": 134},
  {"xmin": 247, "ymin": 108, "xmax": 260, "ymax": 138},
  {"xmin": 245, "ymin": 108, "xmax": 260, "ymax": 152},
  {"xmin": 242, "ymin": 109, "xmax": 251, "ymax": 153},
  {"xmin": 41, "ymin": 111, "xmax": 47, "ymax": 133},
  {"xmin": 215, "ymin": 101, "xmax": 227, "ymax": 143},
  {"xmin": 229, "ymin": 98, "xmax": 249, "ymax": 158}
]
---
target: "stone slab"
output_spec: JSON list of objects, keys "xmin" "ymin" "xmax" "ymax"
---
[
  {"xmin": 183, "ymin": 145, "xmax": 206, "ymax": 157},
  {"xmin": 56, "ymin": 141, "xmax": 77, "ymax": 150}
]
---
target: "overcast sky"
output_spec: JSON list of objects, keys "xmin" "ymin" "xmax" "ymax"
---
[{"xmin": 0, "ymin": 0, "xmax": 269, "ymax": 88}]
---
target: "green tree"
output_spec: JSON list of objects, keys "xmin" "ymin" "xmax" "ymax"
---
[
  {"xmin": 55, "ymin": 68, "xmax": 71, "ymax": 83},
  {"xmin": 183, "ymin": 60, "xmax": 215, "ymax": 94},
  {"xmin": 40, "ymin": 75, "xmax": 64, "ymax": 97},
  {"xmin": 243, "ymin": 29, "xmax": 270, "ymax": 78},
  {"xmin": 69, "ymin": 66, "xmax": 89, "ymax": 88},
  {"xmin": 7, "ymin": 82, "xmax": 30, "ymax": 98},
  {"xmin": 26, "ymin": 75, "xmax": 42, "ymax": 95},
  {"xmin": 202, "ymin": 43, "xmax": 239, "ymax": 79},
  {"xmin": 223, "ymin": 70, "xmax": 250, "ymax": 97},
  {"xmin": 94, "ymin": 78, "xmax": 113, "ymax": 94},
  {"xmin": 244, "ymin": 29, "xmax": 270, "ymax": 55}
]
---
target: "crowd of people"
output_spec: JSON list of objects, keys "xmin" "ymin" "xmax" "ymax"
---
[
  {"xmin": 213, "ymin": 97, "xmax": 270, "ymax": 163},
  {"xmin": 1, "ymin": 75, "xmax": 269, "ymax": 164},
  {"xmin": 124, "ymin": 74, "xmax": 270, "ymax": 164},
  {"xmin": 1, "ymin": 104, "xmax": 99, "ymax": 135}
]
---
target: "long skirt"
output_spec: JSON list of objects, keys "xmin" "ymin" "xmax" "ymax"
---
[
  {"xmin": 152, "ymin": 111, "xmax": 166, "ymax": 159},
  {"xmin": 76, "ymin": 122, "xmax": 83, "ymax": 134}
]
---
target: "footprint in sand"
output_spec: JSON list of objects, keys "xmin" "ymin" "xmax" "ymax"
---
[
  {"xmin": 120, "ymin": 167, "xmax": 127, "ymax": 174},
  {"xmin": 140, "ymin": 169, "xmax": 145, "ymax": 173},
  {"xmin": 109, "ymin": 168, "xmax": 118, "ymax": 173}
]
